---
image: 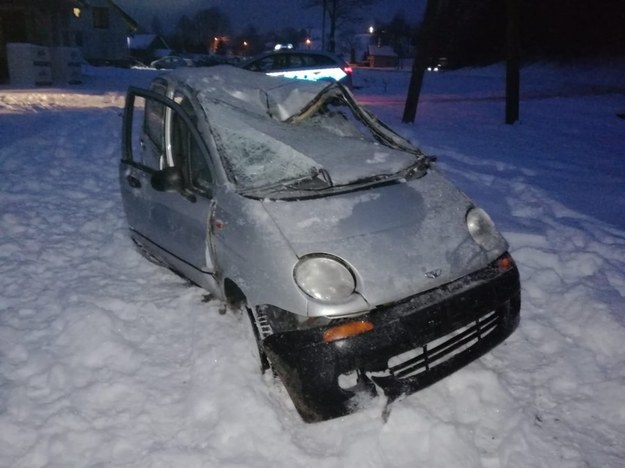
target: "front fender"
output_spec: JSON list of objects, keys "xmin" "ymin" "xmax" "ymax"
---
[{"xmin": 212, "ymin": 194, "xmax": 309, "ymax": 315}]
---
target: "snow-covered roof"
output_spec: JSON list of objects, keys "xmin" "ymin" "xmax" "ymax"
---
[
  {"xmin": 166, "ymin": 65, "xmax": 331, "ymax": 122},
  {"xmin": 128, "ymin": 34, "xmax": 158, "ymax": 50}
]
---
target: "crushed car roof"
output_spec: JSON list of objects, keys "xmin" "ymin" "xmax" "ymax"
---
[{"xmin": 164, "ymin": 65, "xmax": 332, "ymax": 122}]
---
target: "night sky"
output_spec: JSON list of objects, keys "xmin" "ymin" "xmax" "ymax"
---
[{"xmin": 117, "ymin": 0, "xmax": 425, "ymax": 33}]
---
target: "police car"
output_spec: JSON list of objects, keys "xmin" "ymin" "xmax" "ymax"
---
[{"xmin": 241, "ymin": 47, "xmax": 353, "ymax": 88}]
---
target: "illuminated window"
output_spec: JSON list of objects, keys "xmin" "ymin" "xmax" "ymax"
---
[
  {"xmin": 93, "ymin": 7, "xmax": 109, "ymax": 29},
  {"xmin": 72, "ymin": 8, "xmax": 81, "ymax": 18}
]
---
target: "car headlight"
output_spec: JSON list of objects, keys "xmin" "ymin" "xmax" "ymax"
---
[
  {"xmin": 294, "ymin": 255, "xmax": 356, "ymax": 303},
  {"xmin": 466, "ymin": 207, "xmax": 507, "ymax": 252}
]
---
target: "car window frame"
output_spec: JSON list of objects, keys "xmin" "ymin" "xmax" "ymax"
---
[
  {"xmin": 169, "ymin": 91, "xmax": 215, "ymax": 195},
  {"xmin": 123, "ymin": 86, "xmax": 216, "ymax": 198}
]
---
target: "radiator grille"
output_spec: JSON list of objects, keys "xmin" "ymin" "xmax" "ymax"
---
[{"xmin": 388, "ymin": 309, "xmax": 499, "ymax": 379}]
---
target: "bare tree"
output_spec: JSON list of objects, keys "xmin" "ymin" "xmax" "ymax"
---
[
  {"xmin": 193, "ymin": 7, "xmax": 232, "ymax": 53},
  {"xmin": 171, "ymin": 7, "xmax": 231, "ymax": 53},
  {"xmin": 173, "ymin": 15, "xmax": 195, "ymax": 52},
  {"xmin": 302, "ymin": 0, "xmax": 377, "ymax": 52},
  {"xmin": 151, "ymin": 15, "xmax": 164, "ymax": 37}
]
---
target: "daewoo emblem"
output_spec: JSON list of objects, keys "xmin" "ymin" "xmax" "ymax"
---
[{"xmin": 425, "ymin": 269, "xmax": 442, "ymax": 279}]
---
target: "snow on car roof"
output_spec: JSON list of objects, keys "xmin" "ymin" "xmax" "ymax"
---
[
  {"xmin": 164, "ymin": 65, "xmax": 332, "ymax": 122},
  {"xmin": 159, "ymin": 65, "xmax": 419, "ymax": 191}
]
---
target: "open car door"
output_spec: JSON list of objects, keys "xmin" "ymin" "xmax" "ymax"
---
[{"xmin": 119, "ymin": 87, "xmax": 219, "ymax": 292}]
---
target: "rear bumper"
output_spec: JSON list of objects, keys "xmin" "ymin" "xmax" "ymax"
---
[{"xmin": 263, "ymin": 254, "xmax": 521, "ymax": 423}]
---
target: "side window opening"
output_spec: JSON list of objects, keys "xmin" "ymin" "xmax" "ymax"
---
[
  {"xmin": 301, "ymin": 55, "xmax": 316, "ymax": 66},
  {"xmin": 126, "ymin": 87, "xmax": 214, "ymax": 195},
  {"xmin": 246, "ymin": 56, "xmax": 273, "ymax": 72},
  {"xmin": 170, "ymin": 95, "xmax": 213, "ymax": 195},
  {"xmin": 145, "ymin": 99, "xmax": 164, "ymax": 151},
  {"xmin": 140, "ymin": 81, "xmax": 168, "ymax": 170},
  {"xmin": 272, "ymin": 54, "xmax": 288, "ymax": 70},
  {"xmin": 290, "ymin": 55, "xmax": 304, "ymax": 68}
]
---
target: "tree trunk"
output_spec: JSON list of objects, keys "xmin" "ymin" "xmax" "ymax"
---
[
  {"xmin": 321, "ymin": 0, "xmax": 327, "ymax": 50},
  {"xmin": 402, "ymin": 48, "xmax": 428, "ymax": 123},
  {"xmin": 402, "ymin": 0, "xmax": 439, "ymax": 123},
  {"xmin": 505, "ymin": 0, "xmax": 520, "ymax": 124},
  {"xmin": 328, "ymin": 0, "xmax": 337, "ymax": 52}
]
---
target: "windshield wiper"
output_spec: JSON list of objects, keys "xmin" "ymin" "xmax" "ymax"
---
[
  {"xmin": 283, "ymin": 167, "xmax": 332, "ymax": 191},
  {"xmin": 239, "ymin": 167, "xmax": 332, "ymax": 197},
  {"xmin": 400, "ymin": 158, "xmax": 432, "ymax": 179},
  {"xmin": 335, "ymin": 159, "xmax": 431, "ymax": 190}
]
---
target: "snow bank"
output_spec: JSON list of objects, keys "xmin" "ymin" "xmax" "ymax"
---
[{"xmin": 1, "ymin": 62, "xmax": 624, "ymax": 467}]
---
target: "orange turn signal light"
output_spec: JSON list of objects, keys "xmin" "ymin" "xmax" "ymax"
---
[
  {"xmin": 497, "ymin": 254, "xmax": 514, "ymax": 272},
  {"xmin": 323, "ymin": 321, "xmax": 374, "ymax": 343}
]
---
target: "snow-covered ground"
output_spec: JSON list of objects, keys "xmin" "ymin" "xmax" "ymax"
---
[{"xmin": 1, "ymin": 61, "xmax": 624, "ymax": 467}]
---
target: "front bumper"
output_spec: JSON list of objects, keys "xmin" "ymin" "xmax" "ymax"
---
[{"xmin": 263, "ymin": 254, "xmax": 521, "ymax": 423}]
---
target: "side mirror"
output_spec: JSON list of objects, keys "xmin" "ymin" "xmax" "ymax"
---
[{"xmin": 151, "ymin": 166, "xmax": 183, "ymax": 192}]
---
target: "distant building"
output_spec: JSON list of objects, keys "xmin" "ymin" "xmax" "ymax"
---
[
  {"xmin": 0, "ymin": 0, "xmax": 138, "ymax": 81},
  {"xmin": 352, "ymin": 33, "xmax": 375, "ymax": 65},
  {"xmin": 69, "ymin": 0, "xmax": 138, "ymax": 65},
  {"xmin": 128, "ymin": 33, "xmax": 171, "ymax": 65},
  {"xmin": 368, "ymin": 45, "xmax": 398, "ymax": 68}
]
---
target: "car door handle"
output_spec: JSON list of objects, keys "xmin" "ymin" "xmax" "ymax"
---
[{"xmin": 126, "ymin": 175, "xmax": 141, "ymax": 188}]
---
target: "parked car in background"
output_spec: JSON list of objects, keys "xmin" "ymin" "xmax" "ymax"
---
[
  {"xmin": 150, "ymin": 55, "xmax": 194, "ymax": 70},
  {"xmin": 119, "ymin": 66, "xmax": 520, "ymax": 422},
  {"xmin": 241, "ymin": 49, "xmax": 353, "ymax": 88},
  {"xmin": 427, "ymin": 57, "xmax": 449, "ymax": 72}
]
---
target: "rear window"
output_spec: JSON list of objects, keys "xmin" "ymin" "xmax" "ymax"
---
[{"xmin": 311, "ymin": 54, "xmax": 337, "ymax": 66}]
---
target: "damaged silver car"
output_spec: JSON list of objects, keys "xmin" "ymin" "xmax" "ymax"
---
[{"xmin": 119, "ymin": 66, "xmax": 520, "ymax": 422}]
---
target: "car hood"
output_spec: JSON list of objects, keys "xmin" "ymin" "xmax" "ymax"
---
[{"xmin": 261, "ymin": 169, "xmax": 503, "ymax": 308}]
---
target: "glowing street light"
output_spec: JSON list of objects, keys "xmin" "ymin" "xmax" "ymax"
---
[{"xmin": 368, "ymin": 26, "xmax": 374, "ymax": 34}]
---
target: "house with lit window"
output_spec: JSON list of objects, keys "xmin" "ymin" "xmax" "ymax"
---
[
  {"xmin": 0, "ymin": 0, "xmax": 137, "ymax": 81},
  {"xmin": 70, "ymin": 0, "xmax": 138, "ymax": 65}
]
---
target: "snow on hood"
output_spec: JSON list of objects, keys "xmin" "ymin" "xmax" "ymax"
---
[
  {"xmin": 168, "ymin": 65, "xmax": 330, "ymax": 121},
  {"xmin": 262, "ymin": 171, "xmax": 496, "ymax": 306}
]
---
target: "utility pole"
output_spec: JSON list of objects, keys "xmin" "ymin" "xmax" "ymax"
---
[{"xmin": 505, "ymin": 0, "xmax": 520, "ymax": 124}]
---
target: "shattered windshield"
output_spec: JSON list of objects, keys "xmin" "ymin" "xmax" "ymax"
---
[
  {"xmin": 291, "ymin": 88, "xmax": 422, "ymax": 153},
  {"xmin": 204, "ymin": 86, "xmax": 426, "ymax": 195},
  {"xmin": 210, "ymin": 105, "xmax": 320, "ymax": 190},
  {"xmin": 294, "ymin": 95, "xmax": 378, "ymax": 142}
]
